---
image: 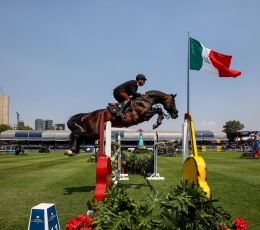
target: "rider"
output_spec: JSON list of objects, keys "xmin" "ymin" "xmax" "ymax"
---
[{"xmin": 113, "ymin": 74, "xmax": 147, "ymax": 118}]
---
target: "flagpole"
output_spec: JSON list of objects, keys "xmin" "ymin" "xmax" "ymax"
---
[
  {"xmin": 182, "ymin": 31, "xmax": 190, "ymax": 164},
  {"xmin": 187, "ymin": 31, "xmax": 190, "ymax": 113}
]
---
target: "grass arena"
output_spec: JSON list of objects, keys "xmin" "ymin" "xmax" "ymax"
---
[{"xmin": 0, "ymin": 150, "xmax": 259, "ymax": 229}]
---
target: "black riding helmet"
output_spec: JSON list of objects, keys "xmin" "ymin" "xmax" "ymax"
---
[{"xmin": 136, "ymin": 74, "xmax": 147, "ymax": 81}]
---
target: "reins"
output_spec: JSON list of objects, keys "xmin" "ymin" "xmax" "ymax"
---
[
  {"xmin": 141, "ymin": 95, "xmax": 172, "ymax": 119},
  {"xmin": 141, "ymin": 95, "xmax": 154, "ymax": 105}
]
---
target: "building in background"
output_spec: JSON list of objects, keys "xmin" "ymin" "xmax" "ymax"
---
[
  {"xmin": 35, "ymin": 119, "xmax": 46, "ymax": 130},
  {"xmin": 0, "ymin": 95, "xmax": 10, "ymax": 125},
  {"xmin": 54, "ymin": 124, "xmax": 65, "ymax": 130},
  {"xmin": 35, "ymin": 119, "xmax": 54, "ymax": 130},
  {"xmin": 45, "ymin": 119, "xmax": 53, "ymax": 130}
]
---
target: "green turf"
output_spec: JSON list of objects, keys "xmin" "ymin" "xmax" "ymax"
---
[{"xmin": 0, "ymin": 150, "xmax": 259, "ymax": 229}]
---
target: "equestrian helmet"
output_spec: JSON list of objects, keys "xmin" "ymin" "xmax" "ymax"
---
[{"xmin": 136, "ymin": 74, "xmax": 147, "ymax": 81}]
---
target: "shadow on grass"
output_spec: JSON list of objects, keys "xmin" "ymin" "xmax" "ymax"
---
[
  {"xmin": 120, "ymin": 180, "xmax": 156, "ymax": 194},
  {"xmin": 63, "ymin": 185, "xmax": 95, "ymax": 195},
  {"xmin": 145, "ymin": 179, "xmax": 156, "ymax": 194}
]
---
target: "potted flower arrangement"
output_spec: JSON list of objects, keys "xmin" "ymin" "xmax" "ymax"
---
[
  {"xmin": 219, "ymin": 218, "xmax": 247, "ymax": 230},
  {"xmin": 66, "ymin": 181, "xmax": 248, "ymax": 230},
  {"xmin": 66, "ymin": 214, "xmax": 94, "ymax": 230}
]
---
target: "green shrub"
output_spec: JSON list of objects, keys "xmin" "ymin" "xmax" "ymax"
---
[
  {"xmin": 91, "ymin": 181, "xmax": 232, "ymax": 230},
  {"xmin": 122, "ymin": 154, "xmax": 152, "ymax": 175},
  {"xmin": 133, "ymin": 149, "xmax": 152, "ymax": 154},
  {"xmin": 87, "ymin": 152, "xmax": 152, "ymax": 176},
  {"xmin": 92, "ymin": 186, "xmax": 156, "ymax": 230},
  {"xmin": 239, "ymin": 152, "xmax": 260, "ymax": 159},
  {"xmin": 153, "ymin": 180, "xmax": 232, "ymax": 230}
]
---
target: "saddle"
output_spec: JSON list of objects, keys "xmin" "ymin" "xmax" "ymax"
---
[{"xmin": 107, "ymin": 101, "xmax": 133, "ymax": 115}]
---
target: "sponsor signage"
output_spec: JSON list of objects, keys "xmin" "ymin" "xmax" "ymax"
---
[{"xmin": 28, "ymin": 203, "xmax": 60, "ymax": 230}]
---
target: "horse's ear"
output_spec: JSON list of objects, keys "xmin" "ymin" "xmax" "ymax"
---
[{"xmin": 172, "ymin": 94, "xmax": 177, "ymax": 98}]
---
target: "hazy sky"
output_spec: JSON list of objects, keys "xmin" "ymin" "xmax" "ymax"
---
[{"xmin": 1, "ymin": 1, "xmax": 259, "ymax": 131}]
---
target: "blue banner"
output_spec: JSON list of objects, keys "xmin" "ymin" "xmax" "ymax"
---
[
  {"xmin": 29, "ymin": 209, "xmax": 45, "ymax": 230},
  {"xmin": 47, "ymin": 205, "xmax": 60, "ymax": 230}
]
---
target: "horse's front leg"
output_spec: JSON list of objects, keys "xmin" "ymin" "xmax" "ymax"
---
[{"xmin": 152, "ymin": 111, "xmax": 164, "ymax": 129}]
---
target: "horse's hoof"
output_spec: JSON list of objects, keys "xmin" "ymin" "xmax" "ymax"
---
[
  {"xmin": 68, "ymin": 152, "xmax": 77, "ymax": 157},
  {"xmin": 153, "ymin": 124, "xmax": 158, "ymax": 129},
  {"xmin": 64, "ymin": 150, "xmax": 73, "ymax": 155}
]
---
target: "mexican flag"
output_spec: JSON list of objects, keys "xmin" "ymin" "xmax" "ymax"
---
[{"xmin": 190, "ymin": 37, "xmax": 241, "ymax": 78}]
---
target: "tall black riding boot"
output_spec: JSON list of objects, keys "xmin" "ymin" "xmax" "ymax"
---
[{"xmin": 116, "ymin": 99, "xmax": 130, "ymax": 118}]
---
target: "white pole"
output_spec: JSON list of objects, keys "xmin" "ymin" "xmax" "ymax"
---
[
  {"xmin": 153, "ymin": 133, "xmax": 157, "ymax": 177},
  {"xmin": 146, "ymin": 132, "xmax": 164, "ymax": 180},
  {"xmin": 119, "ymin": 131, "xmax": 129, "ymax": 180},
  {"xmin": 105, "ymin": 121, "xmax": 111, "ymax": 158},
  {"xmin": 117, "ymin": 133, "xmax": 121, "ymax": 171},
  {"xmin": 182, "ymin": 121, "xmax": 189, "ymax": 165}
]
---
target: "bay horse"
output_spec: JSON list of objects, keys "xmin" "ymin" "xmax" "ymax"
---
[{"xmin": 67, "ymin": 90, "xmax": 178, "ymax": 153}]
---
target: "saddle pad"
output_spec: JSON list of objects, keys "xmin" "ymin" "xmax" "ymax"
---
[
  {"xmin": 108, "ymin": 102, "xmax": 118, "ymax": 106},
  {"xmin": 107, "ymin": 105, "xmax": 119, "ymax": 114}
]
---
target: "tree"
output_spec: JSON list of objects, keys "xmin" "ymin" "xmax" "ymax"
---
[
  {"xmin": 0, "ymin": 124, "xmax": 13, "ymax": 133},
  {"xmin": 17, "ymin": 125, "xmax": 33, "ymax": 130},
  {"xmin": 222, "ymin": 120, "xmax": 244, "ymax": 133}
]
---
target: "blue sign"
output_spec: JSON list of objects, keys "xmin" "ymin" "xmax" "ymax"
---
[
  {"xmin": 111, "ymin": 131, "xmax": 124, "ymax": 138},
  {"xmin": 85, "ymin": 147, "xmax": 93, "ymax": 153},
  {"xmin": 28, "ymin": 203, "xmax": 60, "ymax": 230},
  {"xmin": 29, "ymin": 209, "xmax": 45, "ymax": 230},
  {"xmin": 47, "ymin": 205, "xmax": 60, "ymax": 230}
]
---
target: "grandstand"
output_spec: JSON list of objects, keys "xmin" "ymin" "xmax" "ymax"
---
[{"xmin": 0, "ymin": 128, "xmax": 228, "ymax": 150}]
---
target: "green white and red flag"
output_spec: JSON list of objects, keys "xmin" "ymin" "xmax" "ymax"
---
[{"xmin": 190, "ymin": 37, "xmax": 241, "ymax": 78}]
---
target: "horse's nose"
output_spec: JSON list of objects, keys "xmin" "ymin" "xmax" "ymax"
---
[{"xmin": 174, "ymin": 109, "xmax": 178, "ymax": 114}]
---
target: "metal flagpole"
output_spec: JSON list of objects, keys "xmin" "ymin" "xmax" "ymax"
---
[
  {"xmin": 187, "ymin": 31, "xmax": 190, "ymax": 113},
  {"xmin": 182, "ymin": 31, "xmax": 190, "ymax": 164}
]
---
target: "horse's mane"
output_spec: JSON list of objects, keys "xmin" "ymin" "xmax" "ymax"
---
[
  {"xmin": 133, "ymin": 90, "xmax": 168, "ymax": 103},
  {"xmin": 145, "ymin": 90, "xmax": 167, "ymax": 97}
]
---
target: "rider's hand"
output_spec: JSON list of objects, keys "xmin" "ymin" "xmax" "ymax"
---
[{"xmin": 141, "ymin": 92, "xmax": 146, "ymax": 96}]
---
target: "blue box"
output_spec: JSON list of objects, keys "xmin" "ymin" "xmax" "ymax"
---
[{"xmin": 28, "ymin": 203, "xmax": 60, "ymax": 230}]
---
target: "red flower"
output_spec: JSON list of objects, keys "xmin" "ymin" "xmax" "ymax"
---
[
  {"xmin": 219, "ymin": 226, "xmax": 229, "ymax": 230},
  {"xmin": 234, "ymin": 218, "xmax": 247, "ymax": 230},
  {"xmin": 66, "ymin": 218, "xmax": 81, "ymax": 230},
  {"xmin": 219, "ymin": 227, "xmax": 229, "ymax": 230},
  {"xmin": 66, "ymin": 214, "xmax": 94, "ymax": 230}
]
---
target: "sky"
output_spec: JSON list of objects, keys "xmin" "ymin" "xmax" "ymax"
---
[{"xmin": 1, "ymin": 1, "xmax": 260, "ymax": 132}]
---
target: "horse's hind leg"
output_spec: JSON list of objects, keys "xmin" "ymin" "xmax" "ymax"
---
[{"xmin": 70, "ymin": 132, "xmax": 80, "ymax": 154}]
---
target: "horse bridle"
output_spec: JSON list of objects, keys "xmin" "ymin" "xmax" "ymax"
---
[
  {"xmin": 142, "ymin": 94, "xmax": 178, "ymax": 119},
  {"xmin": 167, "ymin": 94, "xmax": 178, "ymax": 114}
]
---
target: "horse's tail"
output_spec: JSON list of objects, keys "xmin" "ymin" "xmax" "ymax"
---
[{"xmin": 67, "ymin": 113, "xmax": 88, "ymax": 132}]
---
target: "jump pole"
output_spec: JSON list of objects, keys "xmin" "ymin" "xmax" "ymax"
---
[
  {"xmin": 116, "ymin": 134, "xmax": 129, "ymax": 180},
  {"xmin": 93, "ymin": 112, "xmax": 112, "ymax": 203},
  {"xmin": 146, "ymin": 132, "xmax": 164, "ymax": 180},
  {"xmin": 182, "ymin": 120, "xmax": 189, "ymax": 164},
  {"xmin": 105, "ymin": 121, "xmax": 111, "ymax": 158},
  {"xmin": 105, "ymin": 124, "xmax": 129, "ymax": 183}
]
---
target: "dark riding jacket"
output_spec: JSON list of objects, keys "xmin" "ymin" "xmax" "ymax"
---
[{"xmin": 114, "ymin": 80, "xmax": 141, "ymax": 98}]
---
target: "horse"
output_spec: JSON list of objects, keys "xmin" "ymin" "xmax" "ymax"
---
[{"xmin": 67, "ymin": 90, "xmax": 178, "ymax": 154}]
